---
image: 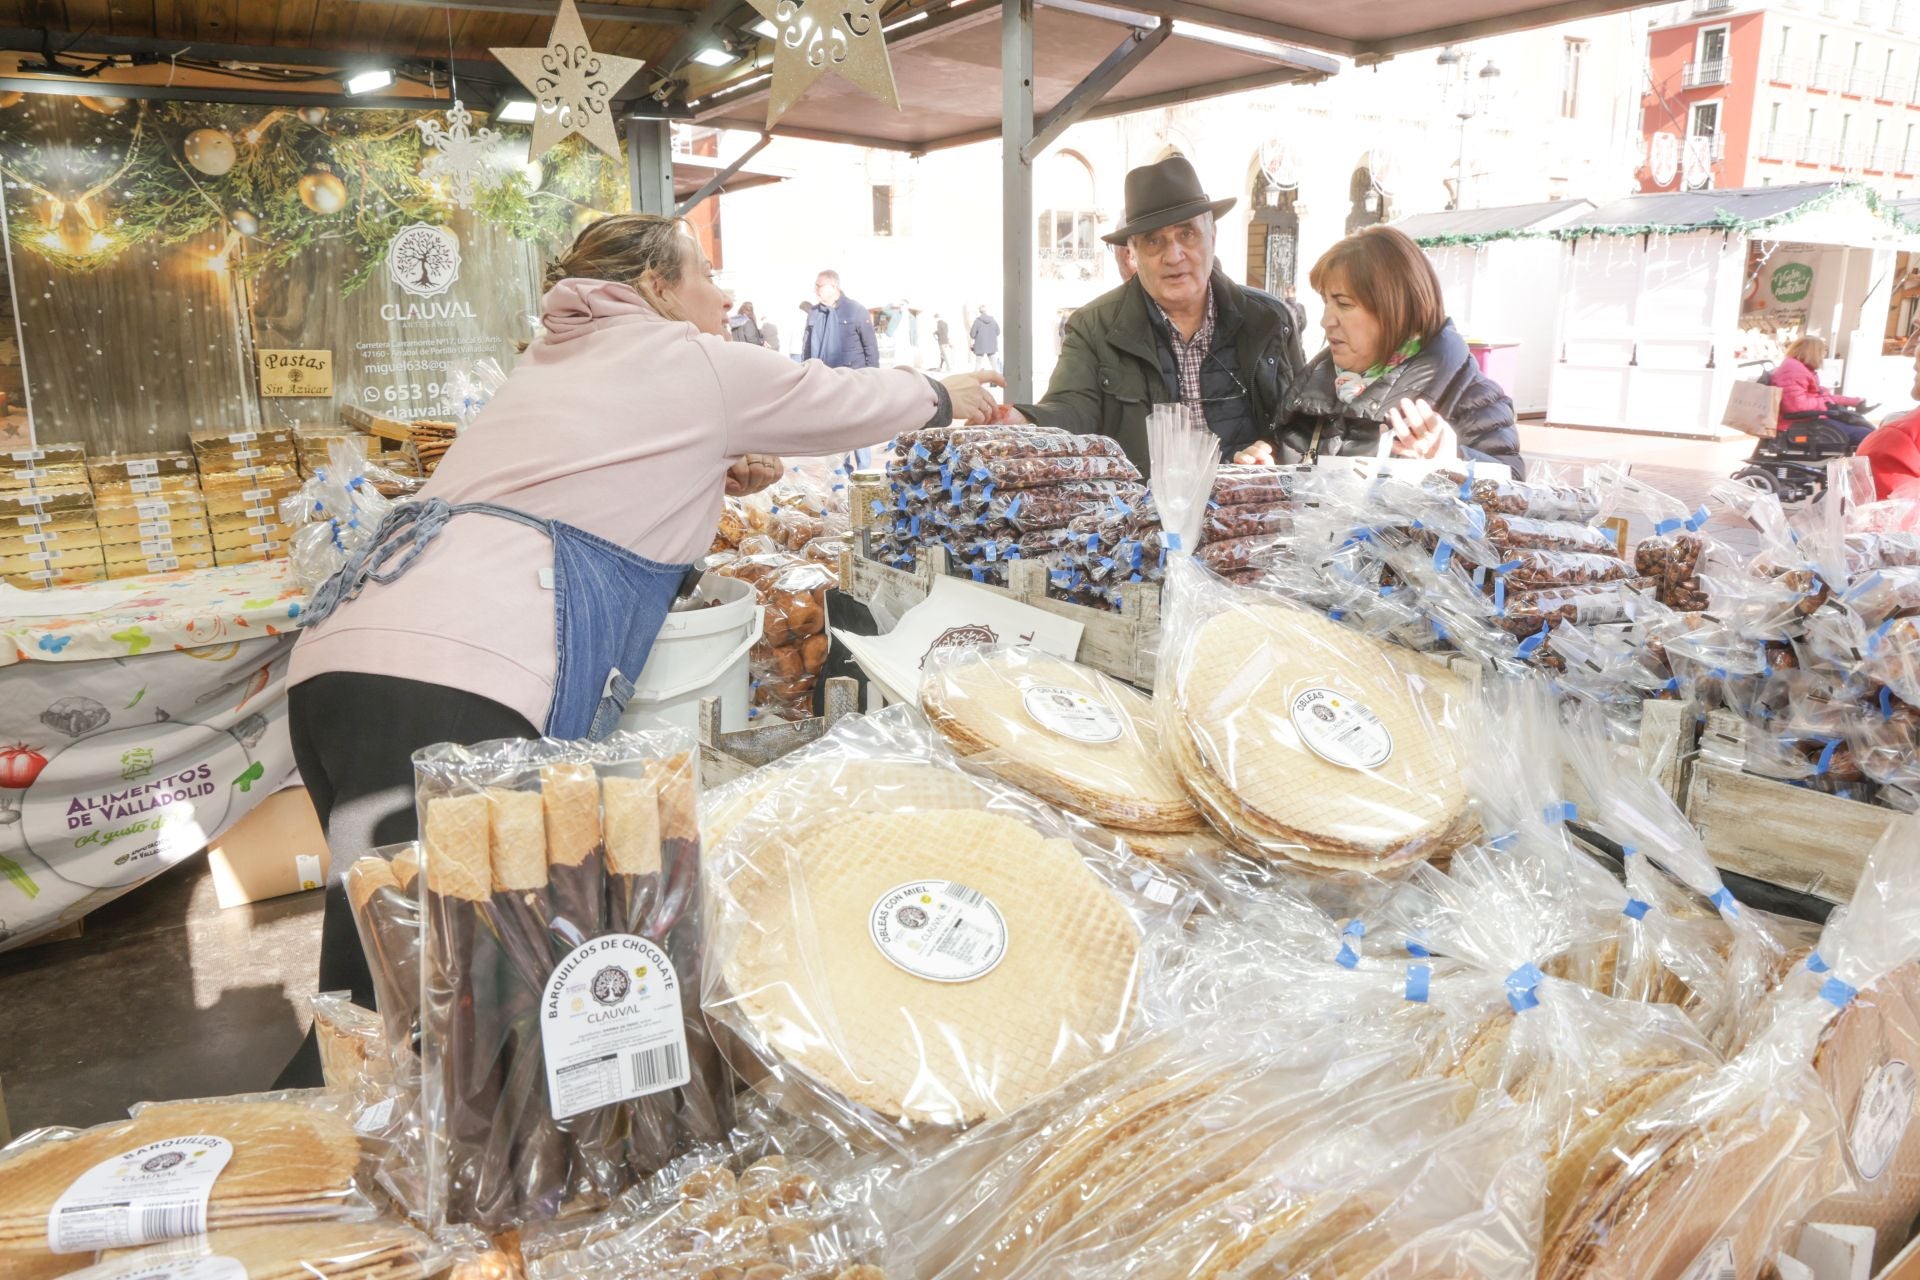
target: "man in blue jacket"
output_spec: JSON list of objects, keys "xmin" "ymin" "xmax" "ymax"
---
[{"xmin": 802, "ymin": 270, "xmax": 879, "ymax": 368}]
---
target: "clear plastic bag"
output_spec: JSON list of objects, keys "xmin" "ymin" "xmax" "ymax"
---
[
  {"xmin": 414, "ymin": 732, "xmax": 732, "ymax": 1234},
  {"xmin": 1470, "ymin": 477, "xmax": 1603, "ymax": 522},
  {"xmin": 309, "ymin": 991, "xmax": 389, "ymax": 1097},
  {"xmin": 448, "ymin": 357, "xmax": 508, "ymax": 431},
  {"xmin": 281, "ymin": 438, "xmax": 406, "ymax": 591},
  {"xmin": 1486, "ymin": 513, "xmax": 1619, "ymax": 555},
  {"xmin": 714, "ymin": 552, "xmax": 835, "ymax": 722},
  {"xmin": 1154, "ymin": 557, "xmax": 1478, "ymax": 873},
  {"xmin": 919, "ymin": 645, "xmax": 1205, "ymax": 836},
  {"xmin": 68, "ymin": 1220, "xmax": 448, "ymax": 1280},
  {"xmin": 341, "ymin": 843, "xmax": 430, "ymax": 1221},
  {"xmin": 0, "ymin": 1091, "xmax": 382, "ymax": 1261},
  {"xmin": 700, "ymin": 706, "xmax": 1190, "ymax": 1158}
]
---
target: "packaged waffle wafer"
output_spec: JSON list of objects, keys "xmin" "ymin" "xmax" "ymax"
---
[
  {"xmin": 69, "ymin": 1220, "xmax": 447, "ymax": 1280},
  {"xmin": 414, "ymin": 731, "xmax": 732, "ymax": 1234},
  {"xmin": 1154, "ymin": 556, "xmax": 1478, "ymax": 873},
  {"xmin": 519, "ymin": 1147, "xmax": 893, "ymax": 1279},
  {"xmin": 920, "ymin": 646, "xmax": 1204, "ymax": 838},
  {"xmin": 700, "ymin": 705, "xmax": 1190, "ymax": 1157},
  {"xmin": 0, "ymin": 1092, "xmax": 380, "ymax": 1262},
  {"xmin": 309, "ymin": 993, "xmax": 389, "ymax": 1097}
]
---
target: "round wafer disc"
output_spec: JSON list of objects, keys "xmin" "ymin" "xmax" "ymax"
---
[
  {"xmin": 720, "ymin": 808, "xmax": 1140, "ymax": 1127},
  {"xmin": 921, "ymin": 652, "xmax": 1199, "ymax": 832},
  {"xmin": 1169, "ymin": 602, "xmax": 1468, "ymax": 864}
]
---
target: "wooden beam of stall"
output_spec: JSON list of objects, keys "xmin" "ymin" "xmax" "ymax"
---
[
  {"xmin": 673, "ymin": 132, "xmax": 771, "ymax": 215},
  {"xmin": 1022, "ymin": 18, "xmax": 1168, "ymax": 163},
  {"xmin": 339, "ymin": 0, "xmax": 696, "ymax": 24}
]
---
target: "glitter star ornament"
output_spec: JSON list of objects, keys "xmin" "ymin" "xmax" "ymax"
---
[
  {"xmin": 745, "ymin": 0, "xmax": 899, "ymax": 127},
  {"xmin": 492, "ymin": 0, "xmax": 646, "ymax": 163},
  {"xmin": 417, "ymin": 99, "xmax": 501, "ymax": 210}
]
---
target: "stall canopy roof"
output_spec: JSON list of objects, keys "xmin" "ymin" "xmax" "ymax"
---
[
  {"xmin": 1565, "ymin": 184, "xmax": 1849, "ymax": 235},
  {"xmin": 692, "ymin": 0, "xmax": 1337, "ymax": 151},
  {"xmin": 1395, "ymin": 198, "xmax": 1594, "ymax": 246}
]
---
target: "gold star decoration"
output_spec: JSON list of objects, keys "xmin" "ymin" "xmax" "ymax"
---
[
  {"xmin": 745, "ymin": 0, "xmax": 900, "ymax": 127},
  {"xmin": 492, "ymin": 0, "xmax": 646, "ymax": 163}
]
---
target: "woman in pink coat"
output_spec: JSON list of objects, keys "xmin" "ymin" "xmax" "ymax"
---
[
  {"xmin": 1773, "ymin": 335, "xmax": 1872, "ymax": 447},
  {"xmin": 276, "ymin": 214, "xmax": 1003, "ymax": 1086}
]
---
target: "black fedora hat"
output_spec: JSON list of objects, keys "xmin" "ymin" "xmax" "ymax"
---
[{"xmin": 1102, "ymin": 156, "xmax": 1236, "ymax": 245}]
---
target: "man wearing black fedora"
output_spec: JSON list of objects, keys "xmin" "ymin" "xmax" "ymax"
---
[{"xmin": 1008, "ymin": 155, "xmax": 1304, "ymax": 472}]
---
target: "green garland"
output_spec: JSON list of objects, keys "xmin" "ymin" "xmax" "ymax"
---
[
  {"xmin": 0, "ymin": 97, "xmax": 629, "ymax": 293},
  {"xmin": 1410, "ymin": 182, "xmax": 1920, "ymax": 248}
]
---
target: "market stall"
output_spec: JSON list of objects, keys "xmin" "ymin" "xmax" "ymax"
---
[
  {"xmin": 1397, "ymin": 197, "xmax": 1596, "ymax": 417},
  {"xmin": 1544, "ymin": 183, "xmax": 1920, "ymax": 436},
  {"xmin": 0, "ymin": 563, "xmax": 305, "ymax": 951}
]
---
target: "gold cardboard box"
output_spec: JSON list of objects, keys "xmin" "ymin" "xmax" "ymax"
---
[
  {"xmin": 3, "ymin": 561, "xmax": 107, "ymax": 590},
  {"xmin": 201, "ymin": 466, "xmax": 298, "ymax": 494},
  {"xmin": 101, "ymin": 533, "xmax": 213, "ymax": 564},
  {"xmin": 212, "ymin": 522, "xmax": 295, "ymax": 552},
  {"xmin": 0, "ymin": 543, "xmax": 105, "ymax": 576},
  {"xmin": 95, "ymin": 496, "xmax": 210, "ymax": 531},
  {"xmin": 97, "ymin": 513, "xmax": 212, "ymax": 546},
  {"xmin": 0, "ymin": 525, "xmax": 103, "ymax": 560},
  {"xmin": 0, "ymin": 486, "xmax": 93, "ymax": 521},
  {"xmin": 3, "ymin": 443, "xmax": 84, "ymax": 466},
  {"xmin": 0, "ymin": 461, "xmax": 88, "ymax": 492},
  {"xmin": 189, "ymin": 427, "xmax": 297, "ymax": 453},
  {"xmin": 204, "ymin": 484, "xmax": 298, "ymax": 517},
  {"xmin": 4, "ymin": 508, "xmax": 97, "ymax": 539},
  {"xmin": 212, "ymin": 541, "xmax": 288, "ymax": 566},
  {"xmin": 104, "ymin": 551, "xmax": 216, "ymax": 579},
  {"xmin": 89, "ymin": 451, "xmax": 196, "ymax": 486}
]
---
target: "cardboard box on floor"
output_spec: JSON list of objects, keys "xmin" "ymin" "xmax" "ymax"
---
[{"xmin": 205, "ymin": 786, "xmax": 329, "ymax": 909}]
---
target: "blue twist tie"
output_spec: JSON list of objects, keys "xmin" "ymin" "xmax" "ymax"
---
[
  {"xmin": 1685, "ymin": 505, "xmax": 1709, "ymax": 531},
  {"xmin": 1006, "ymin": 547, "xmax": 1022, "ymax": 560},
  {"xmin": 1883, "ymin": 687, "xmax": 1896, "ymax": 720},
  {"xmin": 1869, "ymin": 619, "xmax": 1894, "ymax": 655},
  {"xmin": 1495, "ymin": 558, "xmax": 1523, "ymax": 574},
  {"xmin": 1544, "ymin": 801, "xmax": 1578, "ymax": 825},
  {"xmin": 1654, "ymin": 517, "xmax": 1683, "ymax": 535},
  {"xmin": 1051, "ymin": 569, "xmax": 1072, "ymax": 585},
  {"xmin": 1516, "ymin": 627, "xmax": 1549, "ymax": 658},
  {"xmin": 1623, "ymin": 898, "xmax": 1651, "ymax": 920},
  {"xmin": 1165, "ymin": 531, "xmax": 1183, "ymax": 551},
  {"xmin": 1433, "ymin": 540, "xmax": 1454, "ymax": 573},
  {"xmin": 971, "ymin": 467, "xmax": 990, "ymax": 484},
  {"xmin": 870, "ymin": 499, "xmax": 885, "ymax": 515},
  {"xmin": 1335, "ymin": 920, "xmax": 1365, "ymax": 969},
  {"xmin": 911, "ymin": 441, "xmax": 930, "ymax": 460},
  {"xmin": 970, "ymin": 565, "xmax": 986, "ymax": 582},
  {"xmin": 1505, "ymin": 962, "xmax": 1545, "ymax": 1013},
  {"xmin": 1709, "ymin": 886, "xmax": 1739, "ymax": 917},
  {"xmin": 1405, "ymin": 939, "xmax": 1431, "ymax": 958},
  {"xmin": 1410, "ymin": 519, "xmax": 1425, "ymax": 531},
  {"xmin": 1007, "ymin": 495, "xmax": 1022, "ymax": 518},
  {"xmin": 1661, "ymin": 677, "xmax": 1680, "ymax": 694},
  {"xmin": 1815, "ymin": 737, "xmax": 1842, "ymax": 775},
  {"xmin": 1494, "ymin": 577, "xmax": 1507, "ymax": 616},
  {"xmin": 983, "ymin": 542, "xmax": 998, "ymax": 562},
  {"xmin": 983, "ymin": 483, "xmax": 996, "ymax": 503},
  {"xmin": 1822, "ymin": 976, "xmax": 1859, "ymax": 1009},
  {"xmin": 1405, "ymin": 964, "xmax": 1431, "ymax": 1003},
  {"xmin": 1844, "ymin": 572, "xmax": 1885, "ymax": 601},
  {"xmin": 1458, "ymin": 476, "xmax": 1472, "ymax": 500},
  {"xmin": 1085, "ymin": 533, "xmax": 1100, "ymax": 552},
  {"xmin": 1431, "ymin": 618, "xmax": 1449, "ymax": 642},
  {"xmin": 1806, "ymin": 951, "xmax": 1831, "ymax": 974},
  {"xmin": 1329, "ymin": 608, "xmax": 1346, "ymax": 621},
  {"xmin": 1380, "ymin": 584, "xmax": 1397, "ymax": 597},
  {"xmin": 909, "ymin": 515, "xmax": 921, "ymax": 537},
  {"xmin": 1473, "ymin": 565, "xmax": 1488, "ymax": 587},
  {"xmin": 940, "ymin": 464, "xmax": 952, "ymax": 487},
  {"xmin": 1488, "ymin": 831, "xmax": 1518, "ymax": 852}
]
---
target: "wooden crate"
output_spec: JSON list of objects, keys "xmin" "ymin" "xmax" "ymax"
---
[
  {"xmin": 696, "ymin": 676, "xmax": 862, "ymax": 785},
  {"xmin": 1681, "ymin": 710, "xmax": 1906, "ymax": 905},
  {"xmin": 840, "ymin": 544, "xmax": 1163, "ymax": 687}
]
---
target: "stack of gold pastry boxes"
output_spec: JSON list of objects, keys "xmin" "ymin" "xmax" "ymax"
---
[
  {"xmin": 90, "ymin": 451, "xmax": 211, "ymax": 579},
  {"xmin": 191, "ymin": 428, "xmax": 299, "ymax": 566},
  {"xmin": 0, "ymin": 443, "xmax": 103, "ymax": 589}
]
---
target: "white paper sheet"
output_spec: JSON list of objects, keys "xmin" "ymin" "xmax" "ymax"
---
[{"xmin": 833, "ymin": 575, "xmax": 1084, "ymax": 705}]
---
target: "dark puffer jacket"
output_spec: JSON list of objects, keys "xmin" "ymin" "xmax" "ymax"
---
[{"xmin": 1268, "ymin": 319, "xmax": 1525, "ymax": 477}]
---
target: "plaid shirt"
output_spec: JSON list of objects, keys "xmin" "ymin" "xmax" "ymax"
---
[{"xmin": 1152, "ymin": 286, "xmax": 1217, "ymax": 426}]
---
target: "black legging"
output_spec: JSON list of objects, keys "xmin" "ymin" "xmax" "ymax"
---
[{"xmin": 273, "ymin": 671, "xmax": 538, "ymax": 1089}]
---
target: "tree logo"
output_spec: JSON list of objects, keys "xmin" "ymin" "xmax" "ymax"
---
[
  {"xmin": 387, "ymin": 223, "xmax": 461, "ymax": 298},
  {"xmin": 590, "ymin": 965, "xmax": 630, "ymax": 1006}
]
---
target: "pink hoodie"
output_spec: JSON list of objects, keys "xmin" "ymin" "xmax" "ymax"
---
[{"xmin": 289, "ymin": 278, "xmax": 939, "ymax": 727}]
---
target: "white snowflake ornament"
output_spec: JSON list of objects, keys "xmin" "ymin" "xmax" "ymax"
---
[{"xmin": 417, "ymin": 99, "xmax": 501, "ymax": 210}]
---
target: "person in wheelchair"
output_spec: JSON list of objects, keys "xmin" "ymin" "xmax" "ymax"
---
[{"xmin": 1772, "ymin": 335, "xmax": 1875, "ymax": 448}]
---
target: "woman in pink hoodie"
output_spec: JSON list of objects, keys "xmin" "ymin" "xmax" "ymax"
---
[
  {"xmin": 276, "ymin": 215, "xmax": 1001, "ymax": 1085},
  {"xmin": 1773, "ymin": 335, "xmax": 1871, "ymax": 447}
]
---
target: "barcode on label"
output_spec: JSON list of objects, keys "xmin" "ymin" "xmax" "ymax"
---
[
  {"xmin": 136, "ymin": 501, "xmax": 169, "ymax": 519},
  {"xmin": 17, "ymin": 514, "xmax": 46, "ymax": 526},
  {"xmin": 943, "ymin": 882, "xmax": 986, "ymax": 907},
  {"xmin": 139, "ymin": 1201, "xmax": 204, "ymax": 1240},
  {"xmin": 9, "ymin": 448, "xmax": 42, "ymax": 461},
  {"xmin": 242, "ymin": 488, "xmax": 269, "ymax": 501},
  {"xmin": 629, "ymin": 1043, "xmax": 685, "ymax": 1092},
  {"xmin": 139, "ymin": 521, "xmax": 171, "ymax": 538},
  {"xmin": 126, "ymin": 459, "xmax": 158, "ymax": 476},
  {"xmin": 233, "ymin": 449, "xmax": 259, "ymax": 462},
  {"xmin": 130, "ymin": 478, "xmax": 160, "ymax": 494},
  {"xmin": 244, "ymin": 505, "xmax": 269, "ymax": 519},
  {"xmin": 142, "ymin": 540, "xmax": 173, "ymax": 555},
  {"xmin": 148, "ymin": 557, "xmax": 179, "ymax": 572},
  {"xmin": 228, "ymin": 432, "xmax": 255, "ymax": 444}
]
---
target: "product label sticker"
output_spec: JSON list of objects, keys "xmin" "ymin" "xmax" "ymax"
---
[
  {"xmin": 24, "ymin": 531, "xmax": 51, "ymax": 546},
  {"xmin": 870, "ymin": 880, "xmax": 1008, "ymax": 983},
  {"xmin": 136, "ymin": 501, "xmax": 170, "ymax": 520},
  {"xmin": 242, "ymin": 488, "xmax": 269, "ymax": 502},
  {"xmin": 244, "ymin": 506, "xmax": 270, "ymax": 520},
  {"xmin": 88, "ymin": 1255, "xmax": 247, "ymax": 1280},
  {"xmin": 125, "ymin": 459, "xmax": 158, "ymax": 477},
  {"xmin": 17, "ymin": 514, "xmax": 47, "ymax": 526},
  {"xmin": 142, "ymin": 539, "xmax": 173, "ymax": 556},
  {"xmin": 541, "ymin": 933, "xmax": 690, "ymax": 1121},
  {"xmin": 1851, "ymin": 1059, "xmax": 1916, "ymax": 1181},
  {"xmin": 139, "ymin": 521, "xmax": 172, "ymax": 539},
  {"xmin": 46, "ymin": 1135, "xmax": 233, "ymax": 1253},
  {"xmin": 130, "ymin": 478, "xmax": 161, "ymax": 495},
  {"xmin": 148, "ymin": 557, "xmax": 180, "ymax": 572},
  {"xmin": 1290, "ymin": 687, "xmax": 1394, "ymax": 770},
  {"xmin": 1676, "ymin": 1238, "xmax": 1736, "ymax": 1280},
  {"xmin": 232, "ymin": 449, "xmax": 259, "ymax": 463},
  {"xmin": 226, "ymin": 433, "xmax": 256, "ymax": 445},
  {"xmin": 10, "ymin": 448, "xmax": 44, "ymax": 461},
  {"xmin": 296, "ymin": 853, "xmax": 323, "ymax": 891},
  {"xmin": 354, "ymin": 1096, "xmax": 395, "ymax": 1135},
  {"xmin": 1022, "ymin": 684, "xmax": 1123, "ymax": 744}
]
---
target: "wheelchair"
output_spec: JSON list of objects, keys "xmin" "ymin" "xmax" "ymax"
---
[{"xmin": 1729, "ymin": 361, "xmax": 1874, "ymax": 503}]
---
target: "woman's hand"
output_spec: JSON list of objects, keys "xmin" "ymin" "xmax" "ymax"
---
[
  {"xmin": 942, "ymin": 371, "xmax": 1009, "ymax": 424},
  {"xmin": 1232, "ymin": 441, "xmax": 1276, "ymax": 466},
  {"xmin": 1385, "ymin": 398, "xmax": 1460, "ymax": 461},
  {"xmin": 725, "ymin": 453, "xmax": 783, "ymax": 496}
]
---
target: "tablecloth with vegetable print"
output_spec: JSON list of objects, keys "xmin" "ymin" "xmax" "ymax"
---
[{"xmin": 0, "ymin": 563, "xmax": 304, "ymax": 950}]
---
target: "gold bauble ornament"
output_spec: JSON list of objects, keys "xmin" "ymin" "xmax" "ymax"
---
[
  {"xmin": 520, "ymin": 158, "xmax": 545, "ymax": 190},
  {"xmin": 298, "ymin": 163, "xmax": 348, "ymax": 215},
  {"xmin": 76, "ymin": 95, "xmax": 129, "ymax": 115},
  {"xmin": 230, "ymin": 207, "xmax": 260, "ymax": 237},
  {"xmin": 297, "ymin": 106, "xmax": 329, "ymax": 126},
  {"xmin": 184, "ymin": 127, "xmax": 238, "ymax": 176},
  {"xmin": 54, "ymin": 204, "xmax": 95, "ymax": 256}
]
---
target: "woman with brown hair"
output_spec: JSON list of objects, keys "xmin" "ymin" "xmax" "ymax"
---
[
  {"xmin": 275, "ymin": 213, "xmax": 1001, "ymax": 1086},
  {"xmin": 1772, "ymin": 334, "xmax": 1873, "ymax": 447},
  {"xmin": 1236, "ymin": 225, "xmax": 1524, "ymax": 474}
]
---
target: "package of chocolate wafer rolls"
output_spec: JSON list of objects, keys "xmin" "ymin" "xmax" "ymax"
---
[{"xmin": 413, "ymin": 731, "xmax": 732, "ymax": 1234}]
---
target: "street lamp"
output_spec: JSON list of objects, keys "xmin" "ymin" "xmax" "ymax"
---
[{"xmin": 1436, "ymin": 45, "xmax": 1502, "ymax": 209}]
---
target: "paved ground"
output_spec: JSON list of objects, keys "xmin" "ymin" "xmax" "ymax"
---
[{"xmin": 0, "ymin": 421, "xmax": 1782, "ymax": 1138}]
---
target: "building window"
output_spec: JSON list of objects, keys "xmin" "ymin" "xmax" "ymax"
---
[
  {"xmin": 1767, "ymin": 101, "xmax": 1783, "ymax": 151},
  {"xmin": 1778, "ymin": 24, "xmax": 1792, "ymax": 72},
  {"xmin": 1817, "ymin": 32, "xmax": 1829, "ymax": 68},
  {"xmin": 1905, "ymin": 122, "xmax": 1916, "ymax": 169},
  {"xmin": 1873, "ymin": 117, "xmax": 1886, "ymax": 165},
  {"xmin": 1561, "ymin": 37, "xmax": 1586, "ymax": 117},
  {"xmin": 1885, "ymin": 47, "xmax": 1897, "ymax": 96},
  {"xmin": 1849, "ymin": 40, "xmax": 1864, "ymax": 92},
  {"xmin": 871, "ymin": 184, "xmax": 893, "ymax": 236},
  {"xmin": 1697, "ymin": 25, "xmax": 1730, "ymax": 72},
  {"xmin": 1840, "ymin": 112, "xmax": 1853, "ymax": 162},
  {"xmin": 1691, "ymin": 101, "xmax": 1722, "ymax": 138}
]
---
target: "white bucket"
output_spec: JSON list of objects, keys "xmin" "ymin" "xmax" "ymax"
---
[{"xmin": 618, "ymin": 574, "xmax": 762, "ymax": 736}]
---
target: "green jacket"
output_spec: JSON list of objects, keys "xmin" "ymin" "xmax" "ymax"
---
[{"xmin": 1015, "ymin": 270, "xmax": 1306, "ymax": 473}]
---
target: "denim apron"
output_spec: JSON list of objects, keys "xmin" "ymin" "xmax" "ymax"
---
[{"xmin": 304, "ymin": 498, "xmax": 696, "ymax": 740}]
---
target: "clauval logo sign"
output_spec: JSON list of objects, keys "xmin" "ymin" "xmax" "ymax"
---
[{"xmin": 381, "ymin": 223, "xmax": 476, "ymax": 320}]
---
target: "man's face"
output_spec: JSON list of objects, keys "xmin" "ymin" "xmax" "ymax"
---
[
  {"xmin": 1130, "ymin": 215, "xmax": 1214, "ymax": 314},
  {"xmin": 815, "ymin": 275, "xmax": 840, "ymax": 306}
]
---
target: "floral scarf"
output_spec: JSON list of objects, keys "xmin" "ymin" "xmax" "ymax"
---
[{"xmin": 1333, "ymin": 335, "xmax": 1423, "ymax": 405}]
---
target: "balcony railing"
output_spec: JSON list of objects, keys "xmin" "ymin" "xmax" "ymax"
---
[
  {"xmin": 1693, "ymin": 0, "xmax": 1733, "ymax": 11},
  {"xmin": 1801, "ymin": 136, "xmax": 1835, "ymax": 163},
  {"xmin": 1761, "ymin": 132, "xmax": 1803, "ymax": 159},
  {"xmin": 1866, "ymin": 144, "xmax": 1902, "ymax": 169},
  {"xmin": 1835, "ymin": 143, "xmax": 1871, "ymax": 168},
  {"xmin": 1882, "ymin": 74, "xmax": 1911, "ymax": 101},
  {"xmin": 1810, "ymin": 61, "xmax": 1844, "ymax": 90},
  {"xmin": 1684, "ymin": 58, "xmax": 1732, "ymax": 87}
]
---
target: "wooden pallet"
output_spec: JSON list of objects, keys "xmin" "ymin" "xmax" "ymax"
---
[{"xmin": 839, "ymin": 544, "xmax": 1163, "ymax": 687}]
